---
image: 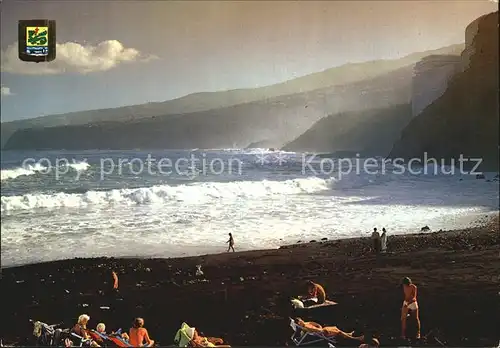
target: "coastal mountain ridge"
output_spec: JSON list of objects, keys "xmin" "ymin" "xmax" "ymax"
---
[
  {"xmin": 3, "ymin": 63, "xmax": 418, "ymax": 151},
  {"xmin": 1, "ymin": 44, "xmax": 464, "ymax": 149}
]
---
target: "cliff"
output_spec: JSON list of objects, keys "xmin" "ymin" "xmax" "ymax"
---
[
  {"xmin": 388, "ymin": 11, "xmax": 499, "ymax": 170},
  {"xmin": 411, "ymin": 54, "xmax": 462, "ymax": 116}
]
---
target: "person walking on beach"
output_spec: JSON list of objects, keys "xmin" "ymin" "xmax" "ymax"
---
[
  {"xmin": 226, "ymin": 233, "xmax": 235, "ymax": 252},
  {"xmin": 371, "ymin": 228, "xmax": 380, "ymax": 254},
  {"xmin": 380, "ymin": 228, "xmax": 388, "ymax": 253},
  {"xmin": 112, "ymin": 271, "xmax": 119, "ymax": 290},
  {"xmin": 401, "ymin": 277, "xmax": 421, "ymax": 339}
]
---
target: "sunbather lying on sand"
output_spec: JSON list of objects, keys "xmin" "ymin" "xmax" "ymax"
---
[
  {"xmin": 295, "ymin": 318, "xmax": 364, "ymax": 341},
  {"xmin": 189, "ymin": 328, "xmax": 230, "ymax": 348}
]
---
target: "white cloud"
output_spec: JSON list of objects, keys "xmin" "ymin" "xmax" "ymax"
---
[
  {"xmin": 1, "ymin": 40, "xmax": 158, "ymax": 75},
  {"xmin": 1, "ymin": 85, "xmax": 13, "ymax": 96}
]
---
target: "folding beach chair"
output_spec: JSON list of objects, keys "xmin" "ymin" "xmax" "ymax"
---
[
  {"xmin": 289, "ymin": 318, "xmax": 336, "ymax": 347},
  {"xmin": 108, "ymin": 335, "xmax": 134, "ymax": 348},
  {"xmin": 68, "ymin": 332, "xmax": 94, "ymax": 347},
  {"xmin": 88, "ymin": 330, "xmax": 120, "ymax": 347},
  {"xmin": 88, "ymin": 330, "xmax": 105, "ymax": 342}
]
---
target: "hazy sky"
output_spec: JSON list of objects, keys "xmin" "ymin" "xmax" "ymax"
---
[{"xmin": 1, "ymin": 0, "xmax": 497, "ymax": 122}]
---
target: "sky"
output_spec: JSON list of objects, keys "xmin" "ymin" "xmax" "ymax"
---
[{"xmin": 1, "ymin": 0, "xmax": 497, "ymax": 122}]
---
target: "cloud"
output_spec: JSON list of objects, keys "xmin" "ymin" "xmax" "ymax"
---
[
  {"xmin": 1, "ymin": 85, "xmax": 13, "ymax": 96},
  {"xmin": 1, "ymin": 40, "xmax": 158, "ymax": 75}
]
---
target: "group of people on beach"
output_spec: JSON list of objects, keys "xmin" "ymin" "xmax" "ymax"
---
[
  {"xmin": 292, "ymin": 276, "xmax": 421, "ymax": 347},
  {"xmin": 70, "ymin": 315, "xmax": 154, "ymax": 347},
  {"xmin": 66, "ymin": 313, "xmax": 230, "ymax": 347},
  {"xmin": 371, "ymin": 227, "xmax": 388, "ymax": 253},
  {"xmin": 227, "ymin": 228, "xmax": 389, "ymax": 255}
]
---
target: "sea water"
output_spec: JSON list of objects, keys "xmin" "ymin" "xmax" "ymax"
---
[{"xmin": 1, "ymin": 149, "xmax": 498, "ymax": 267}]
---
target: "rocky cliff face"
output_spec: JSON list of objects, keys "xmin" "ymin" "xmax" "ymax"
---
[
  {"xmin": 411, "ymin": 54, "xmax": 462, "ymax": 116},
  {"xmin": 389, "ymin": 11, "xmax": 499, "ymax": 170}
]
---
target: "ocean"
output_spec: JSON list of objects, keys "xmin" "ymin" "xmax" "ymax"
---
[{"xmin": 1, "ymin": 149, "xmax": 498, "ymax": 268}]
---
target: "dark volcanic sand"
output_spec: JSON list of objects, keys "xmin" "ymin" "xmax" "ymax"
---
[{"xmin": 1, "ymin": 220, "xmax": 499, "ymax": 347}]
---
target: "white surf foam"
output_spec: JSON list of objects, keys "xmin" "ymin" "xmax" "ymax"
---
[
  {"xmin": 1, "ymin": 172, "xmax": 498, "ymax": 267},
  {"xmin": 66, "ymin": 161, "xmax": 90, "ymax": 171},
  {"xmin": 0, "ymin": 163, "xmax": 48, "ymax": 181},
  {"xmin": 1, "ymin": 177, "xmax": 332, "ymax": 213}
]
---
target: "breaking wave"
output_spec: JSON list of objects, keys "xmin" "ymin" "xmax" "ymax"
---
[
  {"xmin": 0, "ymin": 163, "xmax": 48, "ymax": 181},
  {"xmin": 1, "ymin": 161, "xmax": 90, "ymax": 181},
  {"xmin": 1, "ymin": 177, "xmax": 332, "ymax": 213}
]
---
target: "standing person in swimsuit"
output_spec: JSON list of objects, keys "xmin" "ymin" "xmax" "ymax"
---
[
  {"xmin": 401, "ymin": 277, "xmax": 421, "ymax": 339},
  {"xmin": 226, "ymin": 233, "xmax": 235, "ymax": 252}
]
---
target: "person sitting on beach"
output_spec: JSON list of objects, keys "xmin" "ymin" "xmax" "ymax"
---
[
  {"xmin": 359, "ymin": 337, "xmax": 380, "ymax": 348},
  {"xmin": 401, "ymin": 277, "xmax": 421, "ymax": 339},
  {"xmin": 294, "ymin": 318, "xmax": 364, "ymax": 341},
  {"xmin": 189, "ymin": 327, "xmax": 230, "ymax": 347},
  {"xmin": 226, "ymin": 233, "xmax": 235, "ymax": 252},
  {"xmin": 129, "ymin": 317, "xmax": 155, "ymax": 347},
  {"xmin": 72, "ymin": 314, "xmax": 100, "ymax": 347},
  {"xmin": 299, "ymin": 280, "xmax": 326, "ymax": 306},
  {"xmin": 371, "ymin": 228, "xmax": 380, "ymax": 253},
  {"xmin": 380, "ymin": 228, "xmax": 388, "ymax": 253}
]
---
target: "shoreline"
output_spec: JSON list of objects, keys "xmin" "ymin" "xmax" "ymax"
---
[
  {"xmin": 1, "ymin": 217, "xmax": 499, "ymax": 346},
  {"xmin": 2, "ymin": 211, "xmax": 497, "ymax": 270}
]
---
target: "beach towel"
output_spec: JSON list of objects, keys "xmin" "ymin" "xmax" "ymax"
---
[
  {"xmin": 174, "ymin": 323, "xmax": 195, "ymax": 347},
  {"xmin": 291, "ymin": 298, "xmax": 305, "ymax": 309},
  {"xmin": 294, "ymin": 300, "xmax": 338, "ymax": 310}
]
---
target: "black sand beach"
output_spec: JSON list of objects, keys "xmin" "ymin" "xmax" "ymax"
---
[{"xmin": 1, "ymin": 218, "xmax": 499, "ymax": 347}]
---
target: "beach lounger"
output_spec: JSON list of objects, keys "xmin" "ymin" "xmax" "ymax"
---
[
  {"xmin": 289, "ymin": 318, "xmax": 336, "ymax": 347},
  {"xmin": 108, "ymin": 335, "xmax": 133, "ymax": 347},
  {"xmin": 68, "ymin": 332, "xmax": 94, "ymax": 347},
  {"xmin": 89, "ymin": 330, "xmax": 133, "ymax": 347},
  {"xmin": 88, "ymin": 330, "xmax": 105, "ymax": 342},
  {"xmin": 89, "ymin": 330, "xmax": 121, "ymax": 347}
]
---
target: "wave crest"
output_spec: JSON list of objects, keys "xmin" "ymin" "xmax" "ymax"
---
[
  {"xmin": 1, "ymin": 177, "xmax": 331, "ymax": 213},
  {"xmin": 0, "ymin": 163, "xmax": 48, "ymax": 181}
]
